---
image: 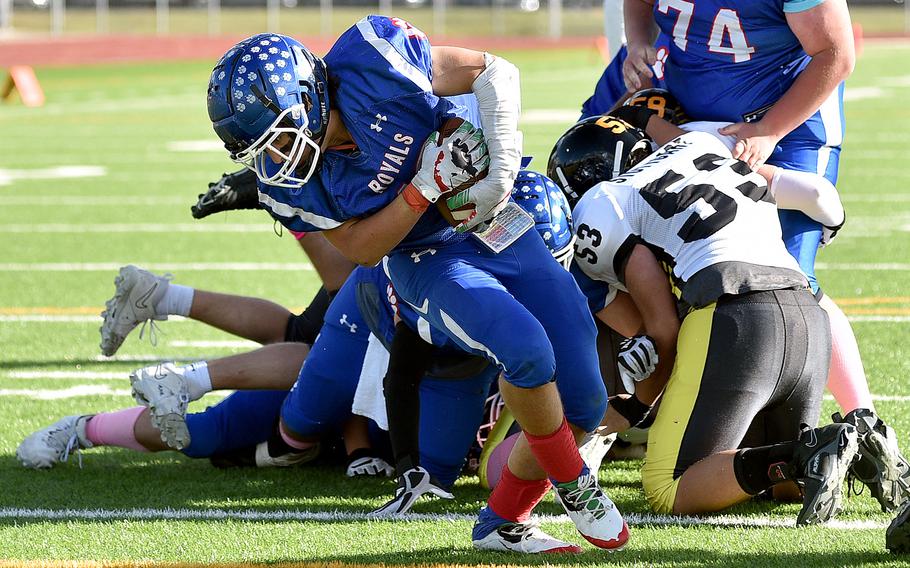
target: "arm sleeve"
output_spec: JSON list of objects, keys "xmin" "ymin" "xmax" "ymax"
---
[{"xmin": 782, "ymin": 0, "xmax": 826, "ymax": 13}]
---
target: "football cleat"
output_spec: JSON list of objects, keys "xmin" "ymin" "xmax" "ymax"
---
[
  {"xmin": 17, "ymin": 415, "xmax": 93, "ymax": 469},
  {"xmin": 191, "ymin": 169, "xmax": 260, "ymax": 219},
  {"xmin": 99, "ymin": 265, "xmax": 171, "ymax": 356},
  {"xmin": 129, "ymin": 363, "xmax": 191, "ymax": 450},
  {"xmin": 834, "ymin": 408, "xmax": 910, "ymax": 512},
  {"xmin": 370, "ymin": 466, "xmax": 454, "ymax": 517},
  {"xmin": 887, "ymin": 501, "xmax": 910, "ymax": 554},
  {"xmin": 554, "ymin": 472, "xmax": 629, "ymax": 550},
  {"xmin": 472, "ymin": 520, "xmax": 583, "ymax": 554},
  {"xmin": 790, "ymin": 422, "xmax": 860, "ymax": 526},
  {"xmin": 254, "ymin": 440, "xmax": 320, "ymax": 467}
]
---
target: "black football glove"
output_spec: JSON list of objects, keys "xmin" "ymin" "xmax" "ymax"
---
[{"xmin": 191, "ymin": 168, "xmax": 260, "ymax": 219}]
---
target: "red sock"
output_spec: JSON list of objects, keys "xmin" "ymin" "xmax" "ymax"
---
[
  {"xmin": 488, "ymin": 466, "xmax": 551, "ymax": 523},
  {"xmin": 525, "ymin": 418, "xmax": 585, "ymax": 483}
]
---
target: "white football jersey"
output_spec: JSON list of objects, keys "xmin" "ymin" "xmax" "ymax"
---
[{"xmin": 573, "ymin": 131, "xmax": 806, "ymax": 309}]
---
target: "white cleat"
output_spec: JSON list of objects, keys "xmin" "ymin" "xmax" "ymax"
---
[
  {"xmin": 99, "ymin": 265, "xmax": 171, "ymax": 356},
  {"xmin": 554, "ymin": 472, "xmax": 630, "ymax": 551},
  {"xmin": 17, "ymin": 415, "xmax": 93, "ymax": 469},
  {"xmin": 472, "ymin": 520, "xmax": 583, "ymax": 554},
  {"xmin": 130, "ymin": 363, "xmax": 190, "ymax": 450}
]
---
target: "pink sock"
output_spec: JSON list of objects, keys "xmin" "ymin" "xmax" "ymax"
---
[
  {"xmin": 824, "ymin": 298, "xmax": 875, "ymax": 413},
  {"xmin": 279, "ymin": 421, "xmax": 317, "ymax": 451},
  {"xmin": 484, "ymin": 432, "xmax": 520, "ymax": 490},
  {"xmin": 85, "ymin": 407, "xmax": 149, "ymax": 452}
]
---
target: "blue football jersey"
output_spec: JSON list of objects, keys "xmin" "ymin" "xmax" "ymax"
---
[
  {"xmin": 256, "ymin": 15, "xmax": 473, "ymax": 250},
  {"xmin": 654, "ymin": 0, "xmax": 818, "ymax": 123}
]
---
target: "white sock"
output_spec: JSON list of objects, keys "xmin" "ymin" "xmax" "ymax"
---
[
  {"xmin": 769, "ymin": 168, "xmax": 845, "ymax": 227},
  {"xmin": 181, "ymin": 361, "xmax": 212, "ymax": 401},
  {"xmin": 156, "ymin": 284, "xmax": 195, "ymax": 317}
]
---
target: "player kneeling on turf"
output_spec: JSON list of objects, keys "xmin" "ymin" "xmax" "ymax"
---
[{"xmin": 549, "ymin": 114, "xmax": 860, "ymax": 525}]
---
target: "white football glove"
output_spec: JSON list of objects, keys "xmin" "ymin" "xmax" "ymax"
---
[
  {"xmin": 410, "ymin": 121, "xmax": 490, "ymax": 204},
  {"xmin": 346, "ymin": 455, "xmax": 394, "ymax": 478},
  {"xmin": 617, "ymin": 334, "xmax": 658, "ymax": 394}
]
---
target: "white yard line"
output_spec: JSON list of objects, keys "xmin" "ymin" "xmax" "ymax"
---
[
  {"xmin": 0, "ymin": 261, "xmax": 901, "ymax": 272},
  {"xmin": 0, "ymin": 263, "xmax": 313, "ymax": 271},
  {"xmin": 0, "ymin": 507, "xmax": 886, "ymax": 530},
  {"xmin": 169, "ymin": 340, "xmax": 258, "ymax": 348},
  {"xmin": 0, "ymin": 386, "xmax": 132, "ymax": 399},
  {"xmin": 0, "ymin": 166, "xmax": 107, "ymax": 186},
  {"xmin": 0, "ymin": 196, "xmax": 187, "ymax": 206},
  {"xmin": 4, "ymin": 371, "xmax": 126, "ymax": 380},
  {"xmin": 0, "ymin": 224, "xmax": 271, "ymax": 233}
]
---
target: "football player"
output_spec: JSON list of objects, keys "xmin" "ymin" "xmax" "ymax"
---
[
  {"xmin": 619, "ymin": 3, "xmax": 891, "ymax": 485},
  {"xmin": 609, "ymin": 102, "xmax": 910, "ymax": 514},
  {"xmin": 207, "ymin": 19, "xmax": 626, "ymax": 553},
  {"xmin": 549, "ymin": 115, "xmax": 859, "ymax": 525}
]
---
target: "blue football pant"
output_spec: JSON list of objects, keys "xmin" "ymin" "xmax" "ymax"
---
[{"xmin": 385, "ymin": 230, "xmax": 607, "ymax": 432}]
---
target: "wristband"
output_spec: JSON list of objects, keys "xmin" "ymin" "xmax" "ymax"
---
[
  {"xmin": 402, "ymin": 184, "xmax": 431, "ymax": 214},
  {"xmin": 611, "ymin": 395, "xmax": 651, "ymax": 428},
  {"xmin": 610, "ymin": 104, "xmax": 659, "ymax": 131}
]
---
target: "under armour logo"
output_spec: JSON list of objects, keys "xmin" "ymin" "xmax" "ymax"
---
[
  {"xmin": 410, "ymin": 248, "xmax": 437, "ymax": 263},
  {"xmin": 370, "ymin": 114, "xmax": 387, "ymax": 132},
  {"xmin": 339, "ymin": 314, "xmax": 357, "ymax": 333}
]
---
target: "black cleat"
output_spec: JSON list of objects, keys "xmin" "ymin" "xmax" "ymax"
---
[
  {"xmin": 191, "ymin": 168, "xmax": 260, "ymax": 219},
  {"xmin": 834, "ymin": 408, "xmax": 910, "ymax": 512},
  {"xmin": 790, "ymin": 423, "xmax": 859, "ymax": 526},
  {"xmin": 887, "ymin": 501, "xmax": 910, "ymax": 553},
  {"xmin": 370, "ymin": 466, "xmax": 453, "ymax": 517}
]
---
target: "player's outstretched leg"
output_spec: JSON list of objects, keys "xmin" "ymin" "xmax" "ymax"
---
[
  {"xmin": 99, "ymin": 265, "xmax": 181, "ymax": 356},
  {"xmin": 834, "ymin": 409, "xmax": 910, "ymax": 512}
]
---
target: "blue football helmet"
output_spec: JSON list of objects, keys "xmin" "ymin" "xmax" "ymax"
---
[
  {"xmin": 512, "ymin": 170, "xmax": 575, "ymax": 269},
  {"xmin": 207, "ymin": 34, "xmax": 330, "ymax": 188}
]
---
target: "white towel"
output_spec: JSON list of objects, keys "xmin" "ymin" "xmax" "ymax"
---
[{"xmin": 351, "ymin": 332, "xmax": 391, "ymax": 430}]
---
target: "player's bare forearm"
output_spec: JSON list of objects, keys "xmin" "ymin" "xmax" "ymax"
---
[
  {"xmin": 622, "ymin": 245, "xmax": 679, "ymax": 405},
  {"xmin": 644, "ymin": 115, "xmax": 686, "ymax": 146},
  {"xmin": 760, "ymin": 0, "xmax": 855, "ymax": 140},
  {"xmin": 596, "ymin": 291, "xmax": 644, "ymax": 338},
  {"xmin": 755, "ymin": 49, "xmax": 852, "ymax": 142},
  {"xmin": 623, "ymin": 0, "xmax": 657, "ymax": 46},
  {"xmin": 430, "ymin": 46, "xmax": 486, "ymax": 96},
  {"xmin": 323, "ymin": 194, "xmax": 423, "ymax": 266}
]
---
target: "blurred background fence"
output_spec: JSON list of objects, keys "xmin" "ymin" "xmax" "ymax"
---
[{"xmin": 0, "ymin": 0, "xmax": 906, "ymax": 40}]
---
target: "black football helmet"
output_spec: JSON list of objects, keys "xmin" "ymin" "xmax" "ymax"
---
[
  {"xmin": 547, "ymin": 115, "xmax": 654, "ymax": 207},
  {"xmin": 624, "ymin": 88, "xmax": 689, "ymax": 125}
]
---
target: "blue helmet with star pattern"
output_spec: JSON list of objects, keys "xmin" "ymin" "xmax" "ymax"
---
[
  {"xmin": 512, "ymin": 170, "xmax": 575, "ymax": 269},
  {"xmin": 207, "ymin": 33, "xmax": 330, "ymax": 189}
]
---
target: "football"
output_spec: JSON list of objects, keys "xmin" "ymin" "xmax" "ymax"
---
[{"xmin": 434, "ymin": 117, "xmax": 489, "ymax": 227}]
